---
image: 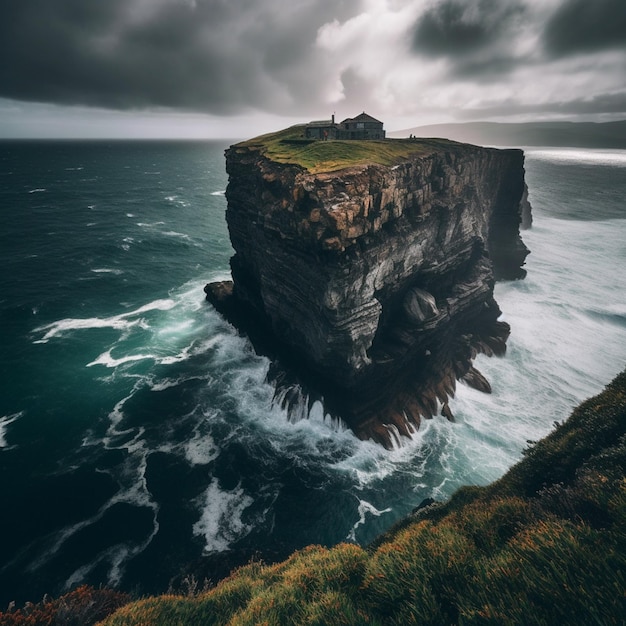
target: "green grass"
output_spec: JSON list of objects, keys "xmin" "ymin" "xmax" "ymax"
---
[{"xmin": 233, "ymin": 125, "xmax": 452, "ymax": 174}]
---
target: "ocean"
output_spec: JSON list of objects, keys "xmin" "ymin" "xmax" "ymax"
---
[{"xmin": 0, "ymin": 140, "xmax": 625, "ymax": 606}]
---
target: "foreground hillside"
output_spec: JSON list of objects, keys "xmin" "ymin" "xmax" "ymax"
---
[{"xmin": 98, "ymin": 369, "xmax": 626, "ymax": 625}]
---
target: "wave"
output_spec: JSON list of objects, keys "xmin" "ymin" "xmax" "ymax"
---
[
  {"xmin": 210, "ymin": 190, "xmax": 226, "ymax": 196},
  {"xmin": 91, "ymin": 268, "xmax": 124, "ymax": 275},
  {"xmin": 28, "ymin": 188, "xmax": 47, "ymax": 193},
  {"xmin": 33, "ymin": 299, "xmax": 177, "ymax": 343},
  {"xmin": 165, "ymin": 195, "xmax": 190, "ymax": 207},
  {"xmin": 160, "ymin": 230, "xmax": 193, "ymax": 241},
  {"xmin": 136, "ymin": 222, "xmax": 165, "ymax": 228},
  {"xmin": 0, "ymin": 411, "xmax": 23, "ymax": 449},
  {"xmin": 87, "ymin": 350, "xmax": 157, "ymax": 368}
]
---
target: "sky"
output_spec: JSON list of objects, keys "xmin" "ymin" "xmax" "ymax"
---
[{"xmin": 0, "ymin": 0, "xmax": 624, "ymax": 138}]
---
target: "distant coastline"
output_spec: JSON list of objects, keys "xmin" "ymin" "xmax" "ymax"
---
[{"xmin": 389, "ymin": 120, "xmax": 626, "ymax": 149}]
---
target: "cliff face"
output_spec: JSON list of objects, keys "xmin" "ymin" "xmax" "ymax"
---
[{"xmin": 206, "ymin": 133, "xmax": 530, "ymax": 446}]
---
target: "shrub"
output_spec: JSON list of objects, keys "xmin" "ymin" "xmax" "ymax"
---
[{"xmin": 0, "ymin": 586, "xmax": 130, "ymax": 626}]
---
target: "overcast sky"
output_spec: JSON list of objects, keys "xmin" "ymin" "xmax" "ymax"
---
[{"xmin": 1, "ymin": 0, "xmax": 624, "ymax": 138}]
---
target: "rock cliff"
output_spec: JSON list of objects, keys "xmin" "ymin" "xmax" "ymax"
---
[{"xmin": 206, "ymin": 128, "xmax": 530, "ymax": 447}]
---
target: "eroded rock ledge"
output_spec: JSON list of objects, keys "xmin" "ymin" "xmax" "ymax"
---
[{"xmin": 206, "ymin": 131, "xmax": 530, "ymax": 447}]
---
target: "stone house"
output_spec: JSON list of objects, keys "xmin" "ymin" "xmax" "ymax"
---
[{"xmin": 305, "ymin": 112, "xmax": 385, "ymax": 140}]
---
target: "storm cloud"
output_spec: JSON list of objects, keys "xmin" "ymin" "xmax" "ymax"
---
[
  {"xmin": 544, "ymin": 0, "xmax": 626, "ymax": 56},
  {"xmin": 0, "ymin": 0, "xmax": 625, "ymax": 131},
  {"xmin": 0, "ymin": 0, "xmax": 359, "ymax": 114},
  {"xmin": 412, "ymin": 0, "xmax": 525, "ymax": 57}
]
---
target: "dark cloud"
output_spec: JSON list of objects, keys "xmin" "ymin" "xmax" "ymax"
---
[
  {"xmin": 412, "ymin": 0, "xmax": 525, "ymax": 57},
  {"xmin": 0, "ymin": 0, "xmax": 359, "ymax": 114},
  {"xmin": 544, "ymin": 0, "xmax": 626, "ymax": 56}
]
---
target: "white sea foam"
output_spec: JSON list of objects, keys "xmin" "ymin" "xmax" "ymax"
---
[
  {"xmin": 91, "ymin": 268, "xmax": 124, "ymax": 275},
  {"xmin": 87, "ymin": 350, "xmax": 156, "ymax": 368},
  {"xmin": 347, "ymin": 499, "xmax": 392, "ymax": 542},
  {"xmin": 165, "ymin": 195, "xmax": 190, "ymax": 207},
  {"xmin": 193, "ymin": 480, "xmax": 254, "ymax": 552},
  {"xmin": 28, "ymin": 188, "xmax": 46, "ymax": 193},
  {"xmin": 149, "ymin": 374, "xmax": 202, "ymax": 392},
  {"xmin": 183, "ymin": 430, "xmax": 220, "ymax": 466},
  {"xmin": 33, "ymin": 298, "xmax": 177, "ymax": 343},
  {"xmin": 161, "ymin": 230, "xmax": 192, "ymax": 241},
  {"xmin": 210, "ymin": 190, "xmax": 226, "ymax": 196},
  {"xmin": 0, "ymin": 412, "xmax": 23, "ymax": 449}
]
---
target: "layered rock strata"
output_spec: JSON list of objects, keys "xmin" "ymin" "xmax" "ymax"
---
[{"xmin": 206, "ymin": 136, "xmax": 530, "ymax": 447}]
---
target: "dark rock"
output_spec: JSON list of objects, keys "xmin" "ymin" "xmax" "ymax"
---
[
  {"xmin": 461, "ymin": 367, "xmax": 493, "ymax": 394},
  {"xmin": 205, "ymin": 135, "xmax": 530, "ymax": 446},
  {"xmin": 441, "ymin": 402, "xmax": 455, "ymax": 422},
  {"xmin": 520, "ymin": 182, "xmax": 533, "ymax": 230},
  {"xmin": 412, "ymin": 497, "xmax": 437, "ymax": 513}
]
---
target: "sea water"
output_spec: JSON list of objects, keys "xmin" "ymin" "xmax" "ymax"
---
[{"xmin": 0, "ymin": 140, "xmax": 624, "ymax": 606}]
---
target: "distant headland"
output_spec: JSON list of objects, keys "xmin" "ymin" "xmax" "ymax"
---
[{"xmin": 389, "ymin": 119, "xmax": 626, "ymax": 149}]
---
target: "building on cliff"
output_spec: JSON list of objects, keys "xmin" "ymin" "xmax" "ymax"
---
[{"xmin": 305, "ymin": 112, "xmax": 385, "ymax": 140}]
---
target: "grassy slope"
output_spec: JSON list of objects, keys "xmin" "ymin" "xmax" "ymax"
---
[
  {"xmin": 233, "ymin": 125, "xmax": 451, "ymax": 174},
  {"xmin": 100, "ymin": 369, "xmax": 626, "ymax": 626}
]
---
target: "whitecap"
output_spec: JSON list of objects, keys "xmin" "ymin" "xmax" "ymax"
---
[
  {"xmin": 165, "ymin": 195, "xmax": 190, "ymax": 207},
  {"xmin": 157, "ymin": 346, "xmax": 193, "ymax": 365},
  {"xmin": 148, "ymin": 372, "xmax": 214, "ymax": 392},
  {"xmin": 161, "ymin": 230, "xmax": 192, "ymax": 241},
  {"xmin": 0, "ymin": 412, "xmax": 23, "ymax": 449},
  {"xmin": 87, "ymin": 350, "xmax": 156, "ymax": 368},
  {"xmin": 210, "ymin": 190, "xmax": 226, "ymax": 196},
  {"xmin": 28, "ymin": 188, "xmax": 46, "ymax": 193},
  {"xmin": 91, "ymin": 268, "xmax": 124, "ymax": 275},
  {"xmin": 33, "ymin": 298, "xmax": 176, "ymax": 343},
  {"xmin": 193, "ymin": 480, "xmax": 254, "ymax": 553}
]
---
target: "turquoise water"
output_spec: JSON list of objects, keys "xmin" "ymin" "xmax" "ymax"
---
[{"xmin": 1, "ymin": 140, "xmax": 625, "ymax": 606}]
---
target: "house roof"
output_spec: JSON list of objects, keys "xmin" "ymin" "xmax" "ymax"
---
[
  {"xmin": 341, "ymin": 112, "xmax": 383, "ymax": 125},
  {"xmin": 307, "ymin": 119, "xmax": 336, "ymax": 127}
]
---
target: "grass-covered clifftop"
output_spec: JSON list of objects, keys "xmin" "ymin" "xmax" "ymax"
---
[
  {"xmin": 233, "ymin": 125, "xmax": 453, "ymax": 174},
  {"xmin": 96, "ymin": 369, "xmax": 626, "ymax": 626}
]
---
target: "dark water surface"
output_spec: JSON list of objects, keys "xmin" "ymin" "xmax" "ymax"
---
[{"xmin": 1, "ymin": 140, "xmax": 625, "ymax": 606}]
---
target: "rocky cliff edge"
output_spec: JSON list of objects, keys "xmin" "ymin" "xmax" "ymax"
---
[{"xmin": 206, "ymin": 126, "xmax": 531, "ymax": 447}]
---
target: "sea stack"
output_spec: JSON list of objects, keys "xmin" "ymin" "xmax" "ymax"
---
[{"xmin": 206, "ymin": 126, "xmax": 530, "ymax": 447}]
